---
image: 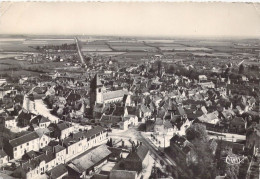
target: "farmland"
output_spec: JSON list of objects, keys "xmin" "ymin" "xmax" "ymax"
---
[{"xmin": 0, "ymin": 35, "xmax": 259, "ymax": 69}]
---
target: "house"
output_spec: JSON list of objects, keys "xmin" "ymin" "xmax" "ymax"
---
[
  {"xmin": 198, "ymin": 75, "xmax": 207, "ymax": 82},
  {"xmin": 229, "ymin": 117, "xmax": 246, "ymax": 133},
  {"xmin": 35, "ymin": 128, "xmax": 51, "ymax": 149},
  {"xmin": 108, "ymin": 147, "xmax": 123, "ymax": 162},
  {"xmin": 11, "ymin": 150, "xmax": 56, "ymax": 179},
  {"xmin": 175, "ymin": 118, "xmax": 192, "ymax": 136},
  {"xmin": 0, "ymin": 149, "xmax": 8, "ymax": 166},
  {"xmin": 137, "ymin": 104, "xmax": 152, "ymax": 121},
  {"xmin": 4, "ymin": 116, "xmax": 16, "ymax": 129},
  {"xmin": 63, "ymin": 126, "xmax": 108, "ymax": 162},
  {"xmin": 30, "ymin": 115, "xmax": 51, "ymax": 129},
  {"xmin": 4, "ymin": 131, "xmax": 40, "ymax": 160},
  {"xmin": 99, "ymin": 105, "xmax": 138, "ymax": 130},
  {"xmin": 153, "ymin": 119, "xmax": 176, "ymax": 148},
  {"xmin": 46, "ymin": 164, "xmax": 68, "ymax": 179},
  {"xmin": 67, "ymin": 145, "xmax": 112, "ymax": 178},
  {"xmin": 113, "ymin": 144, "xmax": 149, "ymax": 174},
  {"xmin": 198, "ymin": 81, "xmax": 215, "ymax": 88},
  {"xmin": 197, "ymin": 111, "xmax": 220, "ymax": 125},
  {"xmin": 49, "ymin": 122, "xmax": 74, "ymax": 140},
  {"xmin": 120, "ymin": 115, "xmax": 138, "ymax": 130}
]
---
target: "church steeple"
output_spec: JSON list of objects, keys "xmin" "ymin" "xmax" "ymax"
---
[
  {"xmin": 90, "ymin": 74, "xmax": 103, "ymax": 90},
  {"xmin": 90, "ymin": 74, "xmax": 103, "ymax": 113}
]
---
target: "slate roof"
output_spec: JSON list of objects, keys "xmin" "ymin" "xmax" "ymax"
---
[
  {"xmin": 136, "ymin": 145, "xmax": 149, "ymax": 161},
  {"xmin": 31, "ymin": 115, "xmax": 50, "ymax": 125},
  {"xmin": 57, "ymin": 122, "xmax": 70, "ymax": 131},
  {"xmin": 47, "ymin": 164, "xmax": 68, "ymax": 179},
  {"xmin": 126, "ymin": 106, "xmax": 137, "ymax": 116},
  {"xmin": 63, "ymin": 126, "xmax": 106, "ymax": 147},
  {"xmin": 35, "ymin": 128, "xmax": 50, "ymax": 137},
  {"xmin": 112, "ymin": 106, "xmax": 125, "ymax": 116},
  {"xmin": 91, "ymin": 174, "xmax": 109, "ymax": 179},
  {"xmin": 100, "ymin": 115, "xmax": 122, "ymax": 125},
  {"xmin": 103, "ymin": 90, "xmax": 127, "ymax": 101},
  {"xmin": 9, "ymin": 131, "xmax": 39, "ymax": 147},
  {"xmin": 0, "ymin": 149, "xmax": 7, "ymax": 158},
  {"xmin": 198, "ymin": 111, "xmax": 219, "ymax": 124},
  {"xmin": 68, "ymin": 145, "xmax": 111, "ymax": 173},
  {"xmin": 110, "ymin": 170, "xmax": 137, "ymax": 179}
]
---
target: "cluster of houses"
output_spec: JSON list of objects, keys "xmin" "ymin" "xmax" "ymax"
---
[{"xmin": 0, "ymin": 54, "xmax": 259, "ymax": 179}]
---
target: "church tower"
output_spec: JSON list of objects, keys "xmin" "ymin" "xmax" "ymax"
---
[{"xmin": 90, "ymin": 74, "xmax": 103, "ymax": 110}]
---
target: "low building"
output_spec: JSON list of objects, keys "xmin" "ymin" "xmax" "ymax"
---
[
  {"xmin": 113, "ymin": 144, "xmax": 149, "ymax": 174},
  {"xmin": 46, "ymin": 164, "xmax": 68, "ymax": 179},
  {"xmin": 67, "ymin": 145, "xmax": 112, "ymax": 178}
]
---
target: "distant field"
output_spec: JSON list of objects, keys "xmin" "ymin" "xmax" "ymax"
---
[
  {"xmin": 110, "ymin": 45, "xmax": 156, "ymax": 52},
  {"xmin": 0, "ymin": 38, "xmax": 75, "ymax": 52},
  {"xmin": 81, "ymin": 44, "xmax": 112, "ymax": 52},
  {"xmin": 117, "ymin": 51, "xmax": 160, "ymax": 58},
  {"xmin": 83, "ymin": 52, "xmax": 125, "ymax": 56},
  {"xmin": 0, "ymin": 53, "xmax": 27, "ymax": 59}
]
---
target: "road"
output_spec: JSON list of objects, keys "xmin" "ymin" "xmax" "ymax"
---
[
  {"xmin": 74, "ymin": 37, "xmax": 85, "ymax": 64},
  {"xmin": 108, "ymin": 127, "xmax": 176, "ymax": 167}
]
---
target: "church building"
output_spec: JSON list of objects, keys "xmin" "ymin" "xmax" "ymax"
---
[{"xmin": 90, "ymin": 74, "xmax": 128, "ymax": 111}]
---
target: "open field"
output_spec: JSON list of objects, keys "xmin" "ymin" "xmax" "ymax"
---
[
  {"xmin": 0, "ymin": 35, "xmax": 259, "ymax": 68},
  {"xmin": 0, "ymin": 37, "xmax": 75, "ymax": 52}
]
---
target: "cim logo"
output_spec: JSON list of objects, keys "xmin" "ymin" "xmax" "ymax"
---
[{"xmin": 225, "ymin": 154, "xmax": 247, "ymax": 165}]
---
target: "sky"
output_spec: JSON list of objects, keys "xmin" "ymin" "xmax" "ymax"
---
[{"xmin": 0, "ymin": 2, "xmax": 260, "ymax": 38}]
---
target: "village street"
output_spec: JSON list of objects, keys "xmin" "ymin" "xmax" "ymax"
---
[{"xmin": 108, "ymin": 126, "xmax": 177, "ymax": 167}]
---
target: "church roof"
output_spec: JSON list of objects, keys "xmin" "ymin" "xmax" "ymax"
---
[{"xmin": 103, "ymin": 90, "xmax": 127, "ymax": 101}]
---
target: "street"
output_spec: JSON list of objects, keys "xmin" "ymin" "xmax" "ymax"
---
[
  {"xmin": 74, "ymin": 37, "xmax": 85, "ymax": 64},
  {"xmin": 108, "ymin": 127, "xmax": 176, "ymax": 167}
]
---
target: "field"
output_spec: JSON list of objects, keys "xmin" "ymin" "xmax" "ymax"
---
[
  {"xmin": 0, "ymin": 35, "xmax": 259, "ymax": 69},
  {"xmin": 0, "ymin": 37, "xmax": 74, "ymax": 52}
]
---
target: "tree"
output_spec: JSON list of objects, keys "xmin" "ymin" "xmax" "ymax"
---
[
  {"xmin": 168, "ymin": 65, "xmax": 175, "ymax": 74},
  {"xmin": 186, "ymin": 123, "xmax": 209, "ymax": 142},
  {"xmin": 225, "ymin": 162, "xmax": 239, "ymax": 179},
  {"xmin": 239, "ymin": 64, "xmax": 245, "ymax": 74},
  {"xmin": 185, "ymin": 123, "xmax": 217, "ymax": 179}
]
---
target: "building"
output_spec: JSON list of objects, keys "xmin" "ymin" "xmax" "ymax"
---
[
  {"xmin": 4, "ymin": 131, "xmax": 40, "ymax": 160},
  {"xmin": 113, "ymin": 144, "xmax": 149, "ymax": 174},
  {"xmin": 153, "ymin": 119, "xmax": 176, "ymax": 148},
  {"xmin": 0, "ymin": 149, "xmax": 8, "ymax": 167},
  {"xmin": 46, "ymin": 164, "xmax": 68, "ymax": 179},
  {"xmin": 49, "ymin": 122, "xmax": 74, "ymax": 140},
  {"xmin": 90, "ymin": 74, "xmax": 128, "ymax": 112},
  {"xmin": 67, "ymin": 145, "xmax": 111, "ymax": 178},
  {"xmin": 63, "ymin": 126, "xmax": 108, "ymax": 162},
  {"xmin": 30, "ymin": 115, "xmax": 51, "ymax": 129}
]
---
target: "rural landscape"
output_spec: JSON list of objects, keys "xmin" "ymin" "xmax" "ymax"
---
[{"xmin": 0, "ymin": 2, "xmax": 260, "ymax": 179}]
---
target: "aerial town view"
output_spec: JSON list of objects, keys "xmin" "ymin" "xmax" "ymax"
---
[{"xmin": 0, "ymin": 2, "xmax": 259, "ymax": 179}]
